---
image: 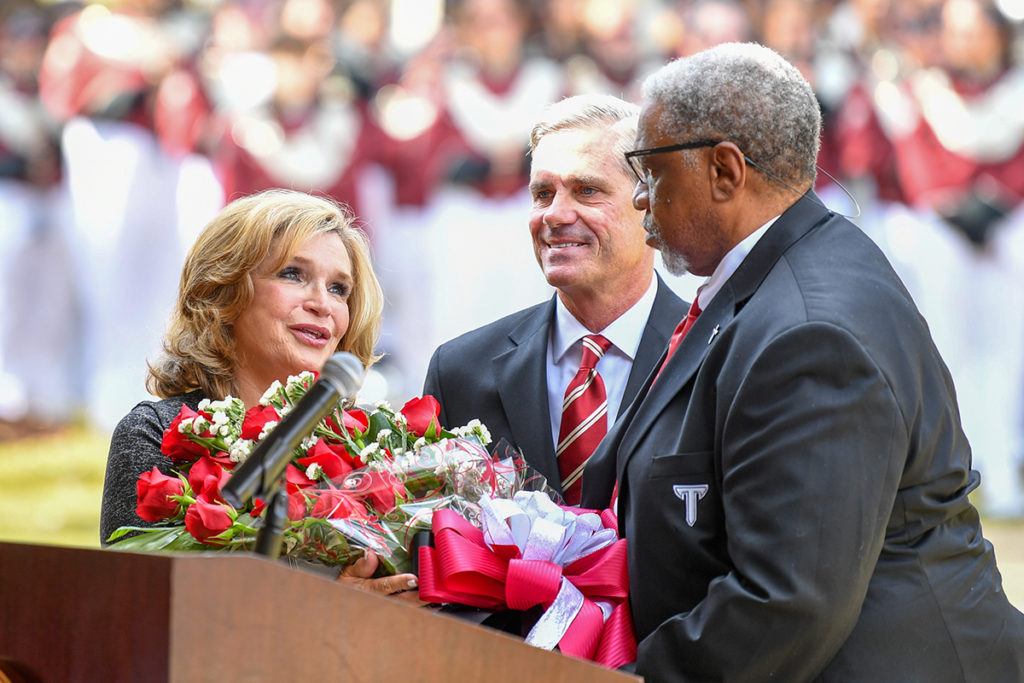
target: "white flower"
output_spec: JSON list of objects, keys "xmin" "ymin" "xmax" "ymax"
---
[
  {"xmin": 413, "ymin": 436, "xmax": 427, "ymax": 450},
  {"xmin": 305, "ymin": 463, "xmax": 324, "ymax": 481},
  {"xmin": 259, "ymin": 380, "xmax": 283, "ymax": 405},
  {"xmin": 466, "ymin": 419, "xmax": 491, "ymax": 445},
  {"xmin": 218, "ymin": 424, "xmax": 230, "ymax": 437},
  {"xmin": 301, "ymin": 435, "xmax": 318, "ymax": 452},
  {"xmin": 283, "ymin": 373, "xmax": 316, "ymax": 405},
  {"xmin": 229, "ymin": 438, "xmax": 253, "ymax": 463},
  {"xmin": 198, "ymin": 398, "xmax": 212, "ymax": 412},
  {"xmin": 374, "ymin": 400, "xmax": 393, "ymax": 411},
  {"xmin": 259, "ymin": 420, "xmax": 279, "ymax": 440},
  {"xmin": 179, "ymin": 415, "xmax": 209, "ymax": 435},
  {"xmin": 359, "ymin": 442, "xmax": 380, "ymax": 459},
  {"xmin": 206, "ymin": 398, "xmax": 236, "ymax": 414},
  {"xmin": 288, "ymin": 371, "xmax": 315, "ymax": 385},
  {"xmin": 376, "ymin": 429, "xmax": 393, "ymax": 444}
]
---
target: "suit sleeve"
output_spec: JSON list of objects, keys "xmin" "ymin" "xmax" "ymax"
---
[
  {"xmin": 422, "ymin": 347, "xmax": 451, "ymax": 428},
  {"xmin": 638, "ymin": 322, "xmax": 908, "ymax": 682}
]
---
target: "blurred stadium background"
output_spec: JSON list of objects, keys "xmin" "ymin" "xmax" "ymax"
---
[{"xmin": 1, "ymin": 0, "xmax": 1023, "ymax": 608}]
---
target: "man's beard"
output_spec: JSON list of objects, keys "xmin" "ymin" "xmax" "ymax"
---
[
  {"xmin": 660, "ymin": 249, "xmax": 690, "ymax": 276},
  {"xmin": 645, "ymin": 214, "xmax": 690, "ymax": 276}
]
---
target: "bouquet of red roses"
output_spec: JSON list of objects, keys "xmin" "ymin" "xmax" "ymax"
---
[{"xmin": 107, "ymin": 372, "xmax": 551, "ymax": 574}]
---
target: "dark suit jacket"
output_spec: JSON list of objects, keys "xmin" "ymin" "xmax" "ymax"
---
[
  {"xmin": 582, "ymin": 194, "xmax": 1024, "ymax": 682},
  {"xmin": 422, "ymin": 276, "xmax": 687, "ymax": 493}
]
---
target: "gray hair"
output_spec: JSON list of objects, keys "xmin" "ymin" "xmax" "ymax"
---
[
  {"xmin": 529, "ymin": 94, "xmax": 639, "ymax": 179},
  {"xmin": 642, "ymin": 42, "xmax": 820, "ymax": 187}
]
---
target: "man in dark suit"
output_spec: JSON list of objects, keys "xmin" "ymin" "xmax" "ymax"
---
[
  {"xmin": 423, "ymin": 94, "xmax": 688, "ymax": 503},
  {"xmin": 581, "ymin": 43, "xmax": 1024, "ymax": 681}
]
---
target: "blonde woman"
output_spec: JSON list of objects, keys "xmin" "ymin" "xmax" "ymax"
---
[{"xmin": 100, "ymin": 189, "xmax": 413, "ymax": 596}]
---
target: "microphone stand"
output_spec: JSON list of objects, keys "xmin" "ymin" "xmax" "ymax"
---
[
  {"xmin": 254, "ymin": 480, "xmax": 289, "ymax": 559},
  {"xmin": 219, "ymin": 352, "xmax": 366, "ymax": 560}
]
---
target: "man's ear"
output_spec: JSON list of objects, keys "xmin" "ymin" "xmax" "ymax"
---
[{"xmin": 708, "ymin": 142, "xmax": 747, "ymax": 201}]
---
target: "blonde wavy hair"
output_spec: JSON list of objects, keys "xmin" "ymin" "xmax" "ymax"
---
[{"xmin": 147, "ymin": 189, "xmax": 384, "ymax": 400}]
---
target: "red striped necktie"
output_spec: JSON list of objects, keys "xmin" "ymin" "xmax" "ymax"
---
[{"xmin": 557, "ymin": 334, "xmax": 613, "ymax": 505}]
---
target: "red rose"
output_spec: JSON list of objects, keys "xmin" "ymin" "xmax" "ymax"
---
[
  {"xmin": 309, "ymin": 489, "xmax": 367, "ymax": 520},
  {"xmin": 251, "ymin": 492, "xmax": 309, "ymax": 521},
  {"xmin": 285, "ymin": 463, "xmax": 315, "ymax": 493},
  {"xmin": 188, "ymin": 455, "xmax": 229, "ymax": 499},
  {"xmin": 135, "ymin": 467, "xmax": 185, "ymax": 521},
  {"xmin": 400, "ymin": 396, "xmax": 441, "ymax": 438},
  {"xmin": 287, "ymin": 491, "xmax": 309, "ymax": 521},
  {"xmin": 345, "ymin": 471, "xmax": 405, "ymax": 514},
  {"xmin": 297, "ymin": 438, "xmax": 357, "ymax": 481},
  {"xmin": 184, "ymin": 493, "xmax": 234, "ymax": 545},
  {"xmin": 209, "ymin": 451, "xmax": 236, "ymax": 469},
  {"xmin": 342, "ymin": 408, "xmax": 369, "ymax": 433},
  {"xmin": 241, "ymin": 404, "xmax": 281, "ymax": 440},
  {"xmin": 325, "ymin": 408, "xmax": 368, "ymax": 438},
  {"xmin": 160, "ymin": 404, "xmax": 214, "ymax": 463}
]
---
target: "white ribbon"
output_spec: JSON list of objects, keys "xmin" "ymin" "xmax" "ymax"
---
[
  {"xmin": 477, "ymin": 491, "xmax": 618, "ymax": 650},
  {"xmin": 525, "ymin": 578, "xmax": 585, "ymax": 650}
]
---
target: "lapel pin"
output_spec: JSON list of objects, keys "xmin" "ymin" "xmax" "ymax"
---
[{"xmin": 708, "ymin": 325, "xmax": 720, "ymax": 344}]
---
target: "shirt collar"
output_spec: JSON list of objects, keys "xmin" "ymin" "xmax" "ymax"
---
[
  {"xmin": 697, "ymin": 216, "xmax": 778, "ymax": 309},
  {"xmin": 552, "ymin": 272, "xmax": 659, "ymax": 362}
]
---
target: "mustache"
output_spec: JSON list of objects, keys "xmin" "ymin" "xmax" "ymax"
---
[{"xmin": 642, "ymin": 214, "xmax": 660, "ymax": 239}]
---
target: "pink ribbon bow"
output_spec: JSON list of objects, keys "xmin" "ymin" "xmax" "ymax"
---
[{"xmin": 417, "ymin": 493, "xmax": 636, "ymax": 669}]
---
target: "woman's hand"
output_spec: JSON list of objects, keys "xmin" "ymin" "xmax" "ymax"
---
[{"xmin": 337, "ymin": 550, "xmax": 424, "ymax": 605}]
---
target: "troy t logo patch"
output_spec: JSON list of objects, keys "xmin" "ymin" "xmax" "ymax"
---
[{"xmin": 673, "ymin": 484, "xmax": 709, "ymax": 526}]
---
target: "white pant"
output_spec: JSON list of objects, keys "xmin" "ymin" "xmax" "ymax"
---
[
  {"xmin": 58, "ymin": 117, "xmax": 223, "ymax": 430},
  {"xmin": 860, "ymin": 199, "xmax": 1024, "ymax": 517}
]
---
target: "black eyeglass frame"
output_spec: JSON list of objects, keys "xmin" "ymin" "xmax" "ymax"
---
[
  {"xmin": 626, "ymin": 138, "xmax": 864, "ymax": 219},
  {"xmin": 624, "ymin": 139, "xmax": 723, "ymax": 182}
]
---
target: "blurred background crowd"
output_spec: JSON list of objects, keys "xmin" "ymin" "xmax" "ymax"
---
[{"xmin": 2, "ymin": 0, "xmax": 1024, "ymax": 517}]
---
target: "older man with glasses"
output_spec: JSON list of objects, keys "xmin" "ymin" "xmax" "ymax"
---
[{"xmin": 582, "ymin": 42, "xmax": 1024, "ymax": 681}]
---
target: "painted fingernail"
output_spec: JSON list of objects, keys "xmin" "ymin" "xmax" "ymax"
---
[{"xmin": 407, "ymin": 578, "xmax": 418, "ymax": 588}]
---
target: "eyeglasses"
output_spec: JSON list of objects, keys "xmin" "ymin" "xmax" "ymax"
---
[{"xmin": 624, "ymin": 139, "xmax": 723, "ymax": 182}]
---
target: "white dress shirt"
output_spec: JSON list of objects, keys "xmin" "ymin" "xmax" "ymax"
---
[
  {"xmin": 695, "ymin": 217, "xmax": 778, "ymax": 310},
  {"xmin": 546, "ymin": 273, "xmax": 659, "ymax": 450}
]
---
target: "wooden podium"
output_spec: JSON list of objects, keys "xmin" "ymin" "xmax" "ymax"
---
[{"xmin": 0, "ymin": 541, "xmax": 641, "ymax": 682}]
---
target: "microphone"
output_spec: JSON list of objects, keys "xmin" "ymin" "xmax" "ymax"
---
[{"xmin": 221, "ymin": 352, "xmax": 365, "ymax": 509}]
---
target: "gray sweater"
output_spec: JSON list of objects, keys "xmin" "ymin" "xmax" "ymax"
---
[{"xmin": 99, "ymin": 391, "xmax": 204, "ymax": 544}]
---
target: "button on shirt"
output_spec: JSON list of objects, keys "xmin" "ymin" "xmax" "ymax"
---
[{"xmin": 546, "ymin": 274, "xmax": 659, "ymax": 452}]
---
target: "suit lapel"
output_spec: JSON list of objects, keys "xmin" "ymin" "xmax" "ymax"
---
[
  {"xmin": 614, "ymin": 290, "xmax": 734, "ymax": 484},
  {"xmin": 581, "ymin": 277, "xmax": 687, "ymax": 507},
  {"xmin": 494, "ymin": 297, "xmax": 560, "ymax": 487},
  {"xmin": 621, "ymin": 276, "xmax": 690, "ymax": 416}
]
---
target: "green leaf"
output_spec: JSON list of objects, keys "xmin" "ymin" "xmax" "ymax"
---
[
  {"xmin": 108, "ymin": 525, "xmax": 205, "ymax": 552},
  {"xmin": 366, "ymin": 410, "xmax": 393, "ymax": 442}
]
